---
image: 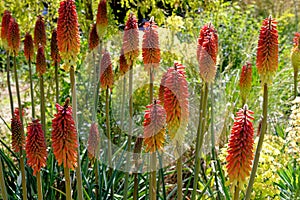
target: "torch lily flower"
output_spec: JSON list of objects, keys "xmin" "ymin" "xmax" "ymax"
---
[
  {"xmin": 24, "ymin": 33, "xmax": 34, "ymax": 62},
  {"xmin": 7, "ymin": 18, "xmax": 20, "ymax": 56},
  {"xmin": 36, "ymin": 45, "xmax": 46, "ymax": 76},
  {"xmin": 34, "ymin": 15, "xmax": 46, "ymax": 49},
  {"xmin": 26, "ymin": 119, "xmax": 47, "ymax": 176},
  {"xmin": 11, "ymin": 108, "xmax": 25, "ymax": 153},
  {"xmin": 96, "ymin": 0, "xmax": 108, "ymax": 39},
  {"xmin": 51, "ymin": 98, "xmax": 78, "ymax": 170},
  {"xmin": 57, "ymin": 0, "xmax": 80, "ymax": 71},
  {"xmin": 100, "ymin": 51, "xmax": 114, "ymax": 89},
  {"xmin": 51, "ymin": 29, "xmax": 61, "ymax": 65},
  {"xmin": 1, "ymin": 10, "xmax": 12, "ymax": 50},
  {"xmin": 239, "ymin": 62, "xmax": 252, "ymax": 105},
  {"xmin": 89, "ymin": 23, "xmax": 99, "ymax": 51}
]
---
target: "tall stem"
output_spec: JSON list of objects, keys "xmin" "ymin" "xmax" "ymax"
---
[
  {"xmin": 6, "ymin": 53, "xmax": 14, "ymax": 117},
  {"xmin": 95, "ymin": 160, "xmax": 100, "ymax": 200},
  {"xmin": 40, "ymin": 75, "xmax": 46, "ymax": 135},
  {"xmin": 55, "ymin": 61, "xmax": 59, "ymax": 103},
  {"xmin": 106, "ymin": 87, "xmax": 113, "ymax": 199},
  {"xmin": 149, "ymin": 67, "xmax": 157, "ymax": 200},
  {"xmin": 294, "ymin": 69, "xmax": 298, "ymax": 98},
  {"xmin": 124, "ymin": 64, "xmax": 133, "ymax": 200},
  {"xmin": 245, "ymin": 84, "xmax": 268, "ymax": 200},
  {"xmin": 13, "ymin": 55, "xmax": 27, "ymax": 200},
  {"xmin": 133, "ymin": 172, "xmax": 139, "ymax": 200},
  {"xmin": 210, "ymin": 84, "xmax": 221, "ymax": 199},
  {"xmin": 176, "ymin": 144, "xmax": 183, "ymax": 200},
  {"xmin": 19, "ymin": 151, "xmax": 27, "ymax": 200},
  {"xmin": 70, "ymin": 66, "xmax": 84, "ymax": 200},
  {"xmin": 121, "ymin": 76, "xmax": 126, "ymax": 130},
  {"xmin": 29, "ymin": 58, "xmax": 35, "ymax": 118},
  {"xmin": 63, "ymin": 167, "xmax": 72, "ymax": 200},
  {"xmin": 150, "ymin": 153, "xmax": 157, "ymax": 200},
  {"xmin": 0, "ymin": 158, "xmax": 8, "ymax": 200},
  {"xmin": 192, "ymin": 83, "xmax": 208, "ymax": 200},
  {"xmin": 36, "ymin": 171, "xmax": 43, "ymax": 200}
]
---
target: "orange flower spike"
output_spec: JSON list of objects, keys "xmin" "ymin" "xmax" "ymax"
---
[
  {"xmin": 143, "ymin": 100, "xmax": 166, "ymax": 153},
  {"xmin": 123, "ymin": 13, "xmax": 139, "ymax": 65},
  {"xmin": 1, "ymin": 10, "xmax": 12, "ymax": 50},
  {"xmin": 24, "ymin": 32, "xmax": 34, "ymax": 62},
  {"xmin": 100, "ymin": 51, "xmax": 114, "ymax": 89},
  {"xmin": 26, "ymin": 119, "xmax": 47, "ymax": 176},
  {"xmin": 197, "ymin": 23, "xmax": 218, "ymax": 83},
  {"xmin": 239, "ymin": 62, "xmax": 252, "ymax": 105},
  {"xmin": 57, "ymin": 0, "xmax": 80, "ymax": 72},
  {"xmin": 163, "ymin": 62, "xmax": 189, "ymax": 144},
  {"xmin": 11, "ymin": 108, "xmax": 25, "ymax": 153},
  {"xmin": 119, "ymin": 48, "xmax": 130, "ymax": 75},
  {"xmin": 142, "ymin": 17, "xmax": 160, "ymax": 71},
  {"xmin": 7, "ymin": 18, "xmax": 20, "ymax": 56},
  {"xmin": 87, "ymin": 122, "xmax": 100, "ymax": 160},
  {"xmin": 34, "ymin": 15, "xmax": 46, "ymax": 49},
  {"xmin": 88, "ymin": 23, "xmax": 99, "ymax": 51},
  {"xmin": 36, "ymin": 45, "xmax": 46, "ymax": 76},
  {"xmin": 226, "ymin": 106, "xmax": 255, "ymax": 189},
  {"xmin": 292, "ymin": 33, "xmax": 300, "ymax": 70},
  {"xmin": 96, "ymin": 0, "xmax": 108, "ymax": 38},
  {"xmin": 256, "ymin": 16, "xmax": 278, "ymax": 85},
  {"xmin": 50, "ymin": 29, "xmax": 61, "ymax": 64},
  {"xmin": 51, "ymin": 98, "xmax": 78, "ymax": 170}
]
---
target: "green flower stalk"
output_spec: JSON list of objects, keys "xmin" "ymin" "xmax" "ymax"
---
[
  {"xmin": 192, "ymin": 23, "xmax": 218, "ymax": 200},
  {"xmin": 245, "ymin": 16, "xmax": 278, "ymax": 200},
  {"xmin": 57, "ymin": 1, "xmax": 83, "ymax": 199}
]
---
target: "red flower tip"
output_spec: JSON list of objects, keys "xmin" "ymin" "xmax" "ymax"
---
[
  {"xmin": 87, "ymin": 122, "xmax": 100, "ymax": 160},
  {"xmin": 197, "ymin": 22, "xmax": 218, "ymax": 83},
  {"xmin": 57, "ymin": 0, "xmax": 80, "ymax": 72},
  {"xmin": 50, "ymin": 29, "xmax": 61, "ymax": 65},
  {"xmin": 143, "ymin": 100, "xmax": 166, "ymax": 153},
  {"xmin": 51, "ymin": 98, "xmax": 78, "ymax": 170},
  {"xmin": 122, "ymin": 13, "xmax": 139, "ymax": 65},
  {"xmin": 89, "ymin": 23, "xmax": 99, "ymax": 50},
  {"xmin": 163, "ymin": 62, "xmax": 189, "ymax": 144},
  {"xmin": 11, "ymin": 108, "xmax": 24, "ymax": 153},
  {"xmin": 36, "ymin": 45, "xmax": 46, "ymax": 76},
  {"xmin": 239, "ymin": 62, "xmax": 252, "ymax": 105},
  {"xmin": 7, "ymin": 18, "xmax": 20, "ymax": 55},
  {"xmin": 256, "ymin": 16, "xmax": 278, "ymax": 85},
  {"xmin": 26, "ymin": 119, "xmax": 47, "ymax": 176},
  {"xmin": 100, "ymin": 51, "xmax": 114, "ymax": 89},
  {"xmin": 24, "ymin": 33, "xmax": 34, "ymax": 62},
  {"xmin": 34, "ymin": 15, "xmax": 46, "ymax": 49},
  {"xmin": 293, "ymin": 32, "xmax": 300, "ymax": 47},
  {"xmin": 226, "ymin": 106, "xmax": 254, "ymax": 188},
  {"xmin": 96, "ymin": 0, "xmax": 108, "ymax": 38},
  {"xmin": 119, "ymin": 48, "xmax": 130, "ymax": 75},
  {"xmin": 142, "ymin": 17, "xmax": 160, "ymax": 71},
  {"xmin": 1, "ymin": 10, "xmax": 12, "ymax": 50}
]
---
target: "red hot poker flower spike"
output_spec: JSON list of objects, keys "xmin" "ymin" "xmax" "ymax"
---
[
  {"xmin": 256, "ymin": 16, "xmax": 278, "ymax": 85},
  {"xmin": 197, "ymin": 23, "xmax": 218, "ymax": 83},
  {"xmin": 36, "ymin": 45, "xmax": 46, "ymax": 76},
  {"xmin": 50, "ymin": 29, "xmax": 61, "ymax": 65},
  {"xmin": 88, "ymin": 23, "xmax": 99, "ymax": 51},
  {"xmin": 26, "ymin": 119, "xmax": 47, "ymax": 176},
  {"xmin": 119, "ymin": 48, "xmax": 130, "ymax": 75},
  {"xmin": 239, "ymin": 62, "xmax": 252, "ymax": 105},
  {"xmin": 11, "ymin": 108, "xmax": 25, "ymax": 153},
  {"xmin": 142, "ymin": 17, "xmax": 160, "ymax": 71},
  {"xmin": 100, "ymin": 51, "xmax": 114, "ymax": 89},
  {"xmin": 163, "ymin": 62, "xmax": 189, "ymax": 144},
  {"xmin": 87, "ymin": 122, "xmax": 100, "ymax": 160},
  {"xmin": 24, "ymin": 32, "xmax": 34, "ymax": 62},
  {"xmin": 1, "ymin": 10, "xmax": 12, "ymax": 50},
  {"xmin": 122, "ymin": 13, "xmax": 139, "ymax": 65},
  {"xmin": 96, "ymin": 0, "xmax": 108, "ymax": 38},
  {"xmin": 51, "ymin": 98, "xmax": 78, "ymax": 170},
  {"xmin": 293, "ymin": 32, "xmax": 300, "ymax": 47},
  {"xmin": 34, "ymin": 15, "xmax": 46, "ymax": 49},
  {"xmin": 143, "ymin": 100, "xmax": 166, "ymax": 153},
  {"xmin": 226, "ymin": 106, "xmax": 254, "ymax": 189},
  {"xmin": 57, "ymin": 0, "xmax": 81, "ymax": 72},
  {"xmin": 7, "ymin": 18, "xmax": 20, "ymax": 56}
]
